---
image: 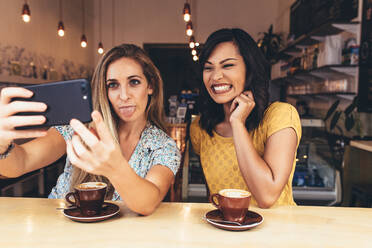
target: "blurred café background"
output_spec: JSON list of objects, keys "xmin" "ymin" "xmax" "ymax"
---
[{"xmin": 0, "ymin": 0, "xmax": 371, "ymax": 208}]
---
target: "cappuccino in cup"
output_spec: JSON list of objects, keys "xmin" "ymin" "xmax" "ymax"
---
[
  {"xmin": 65, "ymin": 182, "xmax": 107, "ymax": 216},
  {"xmin": 210, "ymin": 189, "xmax": 251, "ymax": 223},
  {"xmin": 76, "ymin": 182, "xmax": 107, "ymax": 190},
  {"xmin": 219, "ymin": 189, "xmax": 251, "ymax": 198}
]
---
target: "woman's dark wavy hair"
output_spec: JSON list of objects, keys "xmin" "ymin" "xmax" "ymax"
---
[{"xmin": 199, "ymin": 28, "xmax": 270, "ymax": 136}]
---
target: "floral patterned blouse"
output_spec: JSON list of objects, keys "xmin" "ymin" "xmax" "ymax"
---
[{"xmin": 48, "ymin": 123, "xmax": 181, "ymax": 200}]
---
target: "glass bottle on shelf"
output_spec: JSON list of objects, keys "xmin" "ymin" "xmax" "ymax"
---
[
  {"xmin": 302, "ymin": 48, "xmax": 308, "ymax": 70},
  {"xmin": 307, "ymin": 47, "xmax": 314, "ymax": 70},
  {"xmin": 301, "ymin": 49, "xmax": 306, "ymax": 70},
  {"xmin": 312, "ymin": 45, "xmax": 319, "ymax": 69}
]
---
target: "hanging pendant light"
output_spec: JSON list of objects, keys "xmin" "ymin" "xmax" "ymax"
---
[
  {"xmin": 97, "ymin": 0, "xmax": 104, "ymax": 54},
  {"xmin": 189, "ymin": 36, "xmax": 195, "ymax": 48},
  {"xmin": 98, "ymin": 42, "xmax": 104, "ymax": 54},
  {"xmin": 57, "ymin": 0, "xmax": 65, "ymax": 37},
  {"xmin": 112, "ymin": 0, "xmax": 116, "ymax": 47},
  {"xmin": 58, "ymin": 21, "xmax": 65, "ymax": 37},
  {"xmin": 183, "ymin": 2, "xmax": 191, "ymax": 22},
  {"xmin": 182, "ymin": 1, "xmax": 198, "ymax": 61},
  {"xmin": 21, "ymin": 1, "xmax": 31, "ymax": 23},
  {"xmin": 81, "ymin": 34, "xmax": 87, "ymax": 48},
  {"xmin": 186, "ymin": 22, "xmax": 193, "ymax": 36},
  {"xmin": 80, "ymin": 0, "xmax": 87, "ymax": 47}
]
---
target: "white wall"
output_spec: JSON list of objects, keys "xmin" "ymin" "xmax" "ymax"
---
[
  {"xmin": 275, "ymin": 0, "xmax": 296, "ymax": 36},
  {"xmin": 0, "ymin": 0, "xmax": 295, "ymax": 80},
  {"xmin": 0, "ymin": 0, "xmax": 95, "ymax": 83},
  {"xmin": 94, "ymin": 0, "xmax": 286, "ymax": 64}
]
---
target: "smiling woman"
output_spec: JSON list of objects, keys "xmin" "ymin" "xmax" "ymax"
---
[
  {"xmin": 190, "ymin": 28, "xmax": 301, "ymax": 208},
  {"xmin": 202, "ymin": 42, "xmax": 246, "ymax": 105}
]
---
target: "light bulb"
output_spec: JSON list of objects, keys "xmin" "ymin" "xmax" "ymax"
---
[
  {"xmin": 57, "ymin": 21, "xmax": 65, "ymax": 37},
  {"xmin": 193, "ymin": 55, "xmax": 198, "ymax": 61},
  {"xmin": 58, "ymin": 29, "xmax": 64, "ymax": 37},
  {"xmin": 80, "ymin": 34, "xmax": 87, "ymax": 48},
  {"xmin": 58, "ymin": 29, "xmax": 65, "ymax": 37},
  {"xmin": 186, "ymin": 28, "xmax": 193, "ymax": 36},
  {"xmin": 22, "ymin": 14, "xmax": 30, "ymax": 23},
  {"xmin": 186, "ymin": 22, "xmax": 193, "ymax": 37},
  {"xmin": 189, "ymin": 36, "xmax": 195, "ymax": 48},
  {"xmin": 195, "ymin": 42, "xmax": 199, "ymax": 47},
  {"xmin": 183, "ymin": 3, "xmax": 191, "ymax": 22},
  {"xmin": 191, "ymin": 49, "xmax": 197, "ymax": 56},
  {"xmin": 98, "ymin": 42, "xmax": 104, "ymax": 54},
  {"xmin": 22, "ymin": 3, "xmax": 31, "ymax": 23},
  {"xmin": 184, "ymin": 14, "xmax": 190, "ymax": 22}
]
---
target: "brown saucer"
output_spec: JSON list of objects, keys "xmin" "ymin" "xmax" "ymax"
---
[
  {"xmin": 204, "ymin": 209, "xmax": 263, "ymax": 231},
  {"xmin": 63, "ymin": 202, "xmax": 120, "ymax": 223}
]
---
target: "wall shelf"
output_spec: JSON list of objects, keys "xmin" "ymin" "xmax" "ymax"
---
[
  {"xmin": 301, "ymin": 118, "xmax": 324, "ymax": 128},
  {"xmin": 0, "ymin": 75, "xmax": 49, "ymax": 85},
  {"xmin": 309, "ymin": 65, "xmax": 358, "ymax": 78},
  {"xmin": 278, "ymin": 21, "xmax": 360, "ymax": 59},
  {"xmin": 272, "ymin": 65, "xmax": 358, "ymax": 83},
  {"xmin": 288, "ymin": 92, "xmax": 356, "ymax": 97}
]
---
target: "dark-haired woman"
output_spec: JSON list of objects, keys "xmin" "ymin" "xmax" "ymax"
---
[{"xmin": 190, "ymin": 28, "xmax": 301, "ymax": 208}]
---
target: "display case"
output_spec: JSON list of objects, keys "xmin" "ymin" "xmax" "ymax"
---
[{"xmin": 292, "ymin": 119, "xmax": 342, "ymax": 205}]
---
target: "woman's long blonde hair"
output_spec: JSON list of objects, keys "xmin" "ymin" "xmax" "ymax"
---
[{"xmin": 70, "ymin": 44, "xmax": 166, "ymax": 199}]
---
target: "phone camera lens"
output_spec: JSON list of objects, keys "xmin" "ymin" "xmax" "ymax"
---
[{"xmin": 81, "ymin": 84, "xmax": 87, "ymax": 94}]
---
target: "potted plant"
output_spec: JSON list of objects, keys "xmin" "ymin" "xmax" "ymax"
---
[{"xmin": 257, "ymin": 25, "xmax": 283, "ymax": 64}]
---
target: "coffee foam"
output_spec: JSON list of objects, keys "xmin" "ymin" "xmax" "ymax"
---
[
  {"xmin": 219, "ymin": 189, "xmax": 251, "ymax": 198},
  {"xmin": 76, "ymin": 182, "xmax": 107, "ymax": 190}
]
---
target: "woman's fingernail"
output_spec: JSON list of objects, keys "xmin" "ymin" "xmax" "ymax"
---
[
  {"xmin": 90, "ymin": 127, "xmax": 98, "ymax": 137},
  {"xmin": 70, "ymin": 119, "xmax": 77, "ymax": 126}
]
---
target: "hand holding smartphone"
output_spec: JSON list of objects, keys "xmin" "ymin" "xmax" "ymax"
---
[{"xmin": 13, "ymin": 79, "xmax": 93, "ymax": 129}]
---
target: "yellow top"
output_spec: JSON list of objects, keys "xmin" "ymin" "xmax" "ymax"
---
[{"xmin": 190, "ymin": 102, "xmax": 302, "ymax": 207}]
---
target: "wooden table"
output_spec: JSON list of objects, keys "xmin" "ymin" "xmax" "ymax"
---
[
  {"xmin": 350, "ymin": 140, "xmax": 372, "ymax": 153},
  {"xmin": 0, "ymin": 197, "xmax": 371, "ymax": 247}
]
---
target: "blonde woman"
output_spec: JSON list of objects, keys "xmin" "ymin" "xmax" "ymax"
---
[{"xmin": 0, "ymin": 44, "xmax": 180, "ymax": 215}]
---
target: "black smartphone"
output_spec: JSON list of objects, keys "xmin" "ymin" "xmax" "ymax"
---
[{"xmin": 13, "ymin": 79, "xmax": 93, "ymax": 129}]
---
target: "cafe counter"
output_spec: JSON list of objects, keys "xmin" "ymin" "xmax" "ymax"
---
[{"xmin": 0, "ymin": 197, "xmax": 371, "ymax": 247}]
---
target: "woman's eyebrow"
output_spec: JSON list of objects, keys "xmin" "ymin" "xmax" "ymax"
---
[
  {"xmin": 205, "ymin": 58, "xmax": 237, "ymax": 65},
  {"xmin": 106, "ymin": 75, "xmax": 143, "ymax": 83},
  {"xmin": 127, "ymin": 75, "xmax": 143, "ymax": 79},
  {"xmin": 219, "ymin": 58, "xmax": 237, "ymax": 64}
]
